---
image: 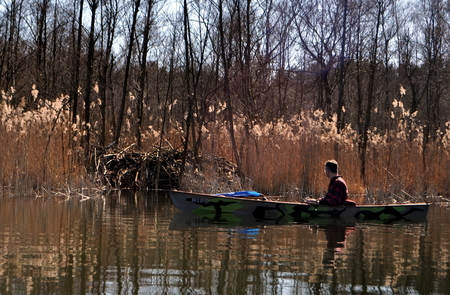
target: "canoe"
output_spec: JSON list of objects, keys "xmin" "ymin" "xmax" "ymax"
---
[{"xmin": 169, "ymin": 190, "xmax": 430, "ymax": 221}]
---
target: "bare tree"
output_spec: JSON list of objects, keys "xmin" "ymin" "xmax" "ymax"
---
[
  {"xmin": 98, "ymin": 0, "xmax": 120, "ymax": 147},
  {"xmin": 359, "ymin": 0, "xmax": 383, "ymax": 183},
  {"xmin": 421, "ymin": 0, "xmax": 445, "ymax": 142},
  {"xmin": 114, "ymin": 0, "xmax": 141, "ymax": 144},
  {"xmin": 136, "ymin": 0, "xmax": 156, "ymax": 148},
  {"xmin": 177, "ymin": 0, "xmax": 215, "ymax": 183},
  {"xmin": 1, "ymin": 0, "xmax": 26, "ymax": 97},
  {"xmin": 292, "ymin": 0, "xmax": 341, "ymax": 117},
  {"xmin": 217, "ymin": 0, "xmax": 243, "ymax": 176},
  {"xmin": 418, "ymin": 0, "xmax": 447, "ymax": 181},
  {"xmin": 35, "ymin": 0, "xmax": 49, "ymax": 99},
  {"xmin": 70, "ymin": 0, "xmax": 84, "ymax": 123},
  {"xmin": 398, "ymin": 30, "xmax": 422, "ymax": 121},
  {"xmin": 83, "ymin": 0, "xmax": 99, "ymax": 167},
  {"xmin": 380, "ymin": 0, "xmax": 402, "ymax": 128},
  {"xmin": 336, "ymin": 0, "xmax": 348, "ymax": 133}
]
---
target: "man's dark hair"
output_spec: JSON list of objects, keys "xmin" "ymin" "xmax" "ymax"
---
[{"xmin": 325, "ymin": 160, "xmax": 338, "ymax": 174}]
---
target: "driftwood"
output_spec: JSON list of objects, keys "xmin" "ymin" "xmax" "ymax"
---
[{"xmin": 95, "ymin": 145, "xmax": 239, "ymax": 190}]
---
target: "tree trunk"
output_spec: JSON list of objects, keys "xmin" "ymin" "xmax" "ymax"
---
[
  {"xmin": 337, "ymin": 0, "xmax": 348, "ymax": 133},
  {"xmin": 70, "ymin": 0, "xmax": 84, "ymax": 124},
  {"xmin": 83, "ymin": 0, "xmax": 99, "ymax": 169},
  {"xmin": 360, "ymin": 1, "xmax": 382, "ymax": 184},
  {"xmin": 218, "ymin": 0, "xmax": 243, "ymax": 177},
  {"xmin": 137, "ymin": 0, "xmax": 154, "ymax": 148},
  {"xmin": 114, "ymin": 0, "xmax": 141, "ymax": 144},
  {"xmin": 36, "ymin": 0, "xmax": 49, "ymax": 100},
  {"xmin": 98, "ymin": 0, "xmax": 117, "ymax": 147}
]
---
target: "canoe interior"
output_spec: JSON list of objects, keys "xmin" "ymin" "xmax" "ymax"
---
[{"xmin": 169, "ymin": 190, "xmax": 430, "ymax": 222}]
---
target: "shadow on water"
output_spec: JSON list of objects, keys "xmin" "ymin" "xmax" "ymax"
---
[
  {"xmin": 0, "ymin": 191, "xmax": 448, "ymax": 294},
  {"xmin": 168, "ymin": 209, "xmax": 429, "ymax": 268}
]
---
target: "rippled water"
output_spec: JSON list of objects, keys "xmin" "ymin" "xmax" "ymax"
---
[{"xmin": 0, "ymin": 191, "xmax": 449, "ymax": 294}]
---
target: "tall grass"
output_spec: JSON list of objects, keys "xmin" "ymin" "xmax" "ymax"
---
[
  {"xmin": 0, "ymin": 89, "xmax": 85, "ymax": 197},
  {"xmin": 1, "ymin": 85, "xmax": 449, "ymax": 203},
  {"xmin": 200, "ymin": 102, "xmax": 450, "ymax": 203}
]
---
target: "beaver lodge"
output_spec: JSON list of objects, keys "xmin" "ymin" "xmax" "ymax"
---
[{"xmin": 95, "ymin": 145, "xmax": 240, "ymax": 191}]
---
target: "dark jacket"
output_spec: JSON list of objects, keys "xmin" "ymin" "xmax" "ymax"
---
[{"xmin": 319, "ymin": 176, "xmax": 348, "ymax": 206}]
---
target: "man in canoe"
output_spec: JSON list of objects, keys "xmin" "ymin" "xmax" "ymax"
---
[{"xmin": 319, "ymin": 160, "xmax": 355, "ymax": 206}]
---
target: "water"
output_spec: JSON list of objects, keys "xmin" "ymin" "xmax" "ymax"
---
[{"xmin": 0, "ymin": 191, "xmax": 449, "ymax": 295}]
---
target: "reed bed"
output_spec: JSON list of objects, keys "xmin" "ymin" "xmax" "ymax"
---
[
  {"xmin": 0, "ymin": 88, "xmax": 449, "ymax": 203},
  {"xmin": 0, "ymin": 91, "xmax": 85, "ymax": 197},
  {"xmin": 200, "ymin": 103, "xmax": 450, "ymax": 203}
]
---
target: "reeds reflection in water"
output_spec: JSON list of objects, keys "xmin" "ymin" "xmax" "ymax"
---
[{"xmin": 0, "ymin": 191, "xmax": 448, "ymax": 294}]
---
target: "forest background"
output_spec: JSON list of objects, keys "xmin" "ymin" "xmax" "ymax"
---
[{"xmin": 1, "ymin": 0, "xmax": 450, "ymax": 202}]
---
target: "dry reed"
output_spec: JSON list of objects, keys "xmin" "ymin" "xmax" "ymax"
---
[
  {"xmin": 1, "ymin": 85, "xmax": 449, "ymax": 203},
  {"xmin": 0, "ymin": 89, "xmax": 86, "ymax": 197},
  {"xmin": 199, "ymin": 102, "xmax": 450, "ymax": 203}
]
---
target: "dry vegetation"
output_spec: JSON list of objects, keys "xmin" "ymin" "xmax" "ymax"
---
[
  {"xmin": 1, "ymin": 86, "xmax": 449, "ymax": 204},
  {"xmin": 199, "ymin": 101, "xmax": 450, "ymax": 203},
  {"xmin": 3, "ymin": 0, "xmax": 450, "ymax": 205},
  {"xmin": 0, "ymin": 89, "xmax": 85, "ymax": 197}
]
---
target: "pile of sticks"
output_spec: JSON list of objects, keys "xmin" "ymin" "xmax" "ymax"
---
[
  {"xmin": 96, "ymin": 146, "xmax": 182, "ymax": 190},
  {"xmin": 95, "ymin": 145, "xmax": 239, "ymax": 191}
]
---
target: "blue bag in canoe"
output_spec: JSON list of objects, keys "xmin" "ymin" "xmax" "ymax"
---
[{"xmin": 215, "ymin": 191, "xmax": 263, "ymax": 197}]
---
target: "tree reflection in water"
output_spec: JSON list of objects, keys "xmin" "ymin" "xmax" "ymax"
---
[{"xmin": 0, "ymin": 191, "xmax": 448, "ymax": 294}]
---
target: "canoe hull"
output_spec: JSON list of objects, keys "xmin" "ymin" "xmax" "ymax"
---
[{"xmin": 169, "ymin": 190, "xmax": 430, "ymax": 221}]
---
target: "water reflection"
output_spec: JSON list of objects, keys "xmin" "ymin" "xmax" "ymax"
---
[
  {"xmin": 320, "ymin": 221, "xmax": 355, "ymax": 267},
  {"xmin": 0, "ymin": 191, "xmax": 448, "ymax": 294}
]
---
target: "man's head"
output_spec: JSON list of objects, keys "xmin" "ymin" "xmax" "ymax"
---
[{"xmin": 325, "ymin": 160, "xmax": 338, "ymax": 175}]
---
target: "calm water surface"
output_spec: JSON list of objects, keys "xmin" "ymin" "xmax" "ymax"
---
[{"xmin": 0, "ymin": 191, "xmax": 449, "ymax": 295}]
